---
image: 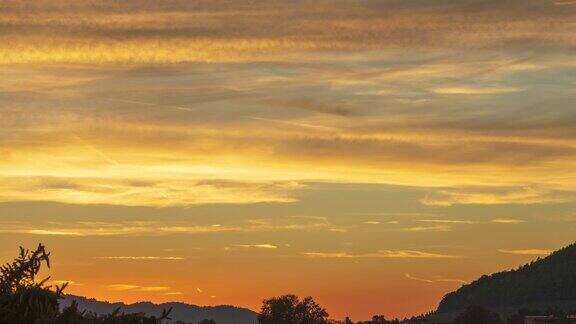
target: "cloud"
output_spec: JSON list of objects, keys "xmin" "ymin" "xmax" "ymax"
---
[
  {"xmin": 401, "ymin": 225, "xmax": 452, "ymax": 232},
  {"xmin": 302, "ymin": 252, "xmax": 355, "ymax": 258},
  {"xmin": 404, "ymin": 273, "xmax": 433, "ymax": 283},
  {"xmin": 0, "ymin": 224, "xmax": 232, "ymax": 236},
  {"xmin": 554, "ymin": 0, "xmax": 576, "ymax": 5},
  {"xmin": 378, "ymin": 250, "xmax": 459, "ymax": 259},
  {"xmin": 47, "ymin": 280, "xmax": 82, "ymax": 286},
  {"xmin": 0, "ymin": 9, "xmax": 575, "ymax": 213},
  {"xmin": 0, "ymin": 217, "xmax": 346, "ymax": 238},
  {"xmin": 0, "ymin": 0, "xmax": 573, "ymax": 64},
  {"xmin": 139, "ymin": 286, "xmax": 171, "ymax": 292},
  {"xmin": 265, "ymin": 99, "xmax": 354, "ymax": 117},
  {"xmin": 405, "ymin": 273, "xmax": 468, "ymax": 284},
  {"xmin": 158, "ymin": 226, "xmax": 236, "ymax": 234},
  {"xmin": 303, "ymin": 250, "xmax": 459, "ymax": 259},
  {"xmin": 421, "ymin": 187, "xmax": 572, "ymax": 206},
  {"xmin": 430, "ymin": 86, "xmax": 523, "ymax": 95},
  {"xmin": 274, "ymin": 134, "xmax": 576, "ymax": 182},
  {"xmin": 437, "ymin": 278, "xmax": 469, "ymax": 284},
  {"xmin": 233, "ymin": 244, "xmax": 278, "ymax": 249},
  {"xmin": 107, "ymin": 284, "xmax": 140, "ymax": 291},
  {"xmin": 0, "ymin": 176, "xmax": 302, "ymax": 207},
  {"xmin": 498, "ymin": 249, "xmax": 551, "ymax": 255},
  {"xmin": 417, "ymin": 219, "xmax": 476, "ymax": 224},
  {"xmin": 24, "ymin": 229, "xmax": 85, "ymax": 236},
  {"xmin": 2, "ymin": 63, "xmax": 576, "ymax": 210},
  {"xmin": 106, "ymin": 284, "xmax": 173, "ymax": 292},
  {"xmin": 96, "ymin": 256, "xmax": 185, "ymax": 260},
  {"xmin": 492, "ymin": 219, "xmax": 526, "ymax": 224}
]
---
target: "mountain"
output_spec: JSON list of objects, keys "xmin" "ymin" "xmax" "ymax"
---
[
  {"xmin": 60, "ymin": 295, "xmax": 258, "ymax": 324},
  {"xmin": 436, "ymin": 242, "xmax": 576, "ymax": 316}
]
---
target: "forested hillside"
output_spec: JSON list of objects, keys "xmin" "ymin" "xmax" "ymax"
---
[
  {"xmin": 437, "ymin": 243, "xmax": 576, "ymax": 313},
  {"xmin": 60, "ymin": 295, "xmax": 257, "ymax": 324}
]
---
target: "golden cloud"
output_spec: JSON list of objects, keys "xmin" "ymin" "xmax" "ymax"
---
[
  {"xmin": 421, "ymin": 187, "xmax": 573, "ymax": 206},
  {"xmin": 492, "ymin": 219, "xmax": 527, "ymax": 224},
  {"xmin": 498, "ymin": 249, "xmax": 551, "ymax": 255},
  {"xmin": 0, "ymin": 0, "xmax": 574, "ymax": 64},
  {"xmin": 96, "ymin": 256, "xmax": 185, "ymax": 260},
  {"xmin": 232, "ymin": 244, "xmax": 278, "ymax": 249},
  {"xmin": 303, "ymin": 250, "xmax": 459, "ymax": 259},
  {"xmin": 106, "ymin": 284, "xmax": 173, "ymax": 292}
]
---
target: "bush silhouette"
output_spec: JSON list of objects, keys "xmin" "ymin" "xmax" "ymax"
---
[{"xmin": 0, "ymin": 244, "xmax": 171, "ymax": 324}]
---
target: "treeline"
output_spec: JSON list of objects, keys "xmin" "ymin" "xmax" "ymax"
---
[
  {"xmin": 452, "ymin": 305, "xmax": 576, "ymax": 324},
  {"xmin": 342, "ymin": 305, "xmax": 576, "ymax": 324},
  {"xmin": 438, "ymin": 243, "xmax": 576, "ymax": 313}
]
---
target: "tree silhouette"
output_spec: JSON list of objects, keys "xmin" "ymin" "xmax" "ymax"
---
[
  {"xmin": 0, "ymin": 244, "xmax": 171, "ymax": 324},
  {"xmin": 258, "ymin": 294, "xmax": 331, "ymax": 324}
]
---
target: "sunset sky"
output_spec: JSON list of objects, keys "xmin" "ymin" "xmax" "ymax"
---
[{"xmin": 1, "ymin": 0, "xmax": 576, "ymax": 320}]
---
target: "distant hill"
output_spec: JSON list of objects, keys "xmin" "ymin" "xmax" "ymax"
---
[
  {"xmin": 435, "ymin": 242, "xmax": 576, "ymax": 317},
  {"xmin": 60, "ymin": 295, "xmax": 258, "ymax": 324}
]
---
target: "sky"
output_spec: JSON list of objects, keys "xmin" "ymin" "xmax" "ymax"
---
[{"xmin": 1, "ymin": 0, "xmax": 576, "ymax": 320}]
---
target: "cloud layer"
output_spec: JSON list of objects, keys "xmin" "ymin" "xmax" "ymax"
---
[{"xmin": 0, "ymin": 0, "xmax": 575, "ymax": 63}]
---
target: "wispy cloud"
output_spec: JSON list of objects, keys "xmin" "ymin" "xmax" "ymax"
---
[
  {"xmin": 498, "ymin": 249, "xmax": 551, "ymax": 255},
  {"xmin": 302, "ymin": 252, "xmax": 356, "ymax": 259},
  {"xmin": 0, "ymin": 220, "xmax": 234, "ymax": 237},
  {"xmin": 232, "ymin": 244, "xmax": 278, "ymax": 249},
  {"xmin": 401, "ymin": 225, "xmax": 452, "ymax": 232},
  {"xmin": 492, "ymin": 219, "xmax": 526, "ymax": 224},
  {"xmin": 431, "ymin": 86, "xmax": 523, "ymax": 95},
  {"xmin": 554, "ymin": 0, "xmax": 576, "ymax": 6},
  {"xmin": 107, "ymin": 284, "xmax": 173, "ymax": 292},
  {"xmin": 404, "ymin": 273, "xmax": 434, "ymax": 283},
  {"xmin": 1, "ymin": 0, "xmax": 573, "ymax": 64},
  {"xmin": 405, "ymin": 273, "xmax": 468, "ymax": 284},
  {"xmin": 417, "ymin": 219, "xmax": 476, "ymax": 224},
  {"xmin": 47, "ymin": 280, "xmax": 82, "ymax": 286},
  {"xmin": 0, "ymin": 217, "xmax": 346, "ymax": 238},
  {"xmin": 158, "ymin": 225, "xmax": 235, "ymax": 234},
  {"xmin": 436, "ymin": 278, "xmax": 469, "ymax": 284},
  {"xmin": 107, "ymin": 284, "xmax": 141, "ymax": 291},
  {"xmin": 378, "ymin": 250, "xmax": 459, "ymax": 259},
  {"xmin": 421, "ymin": 187, "xmax": 570, "ymax": 206},
  {"xmin": 303, "ymin": 250, "xmax": 459, "ymax": 259},
  {"xmin": 0, "ymin": 176, "xmax": 301, "ymax": 207},
  {"xmin": 139, "ymin": 286, "xmax": 171, "ymax": 292},
  {"xmin": 96, "ymin": 256, "xmax": 185, "ymax": 261},
  {"xmin": 24, "ymin": 229, "xmax": 85, "ymax": 236}
]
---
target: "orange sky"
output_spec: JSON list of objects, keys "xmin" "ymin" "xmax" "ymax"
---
[{"xmin": 1, "ymin": 0, "xmax": 576, "ymax": 320}]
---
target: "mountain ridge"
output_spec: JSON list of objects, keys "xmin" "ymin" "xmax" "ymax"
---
[
  {"xmin": 436, "ymin": 242, "xmax": 576, "ymax": 315},
  {"xmin": 60, "ymin": 295, "xmax": 258, "ymax": 324}
]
